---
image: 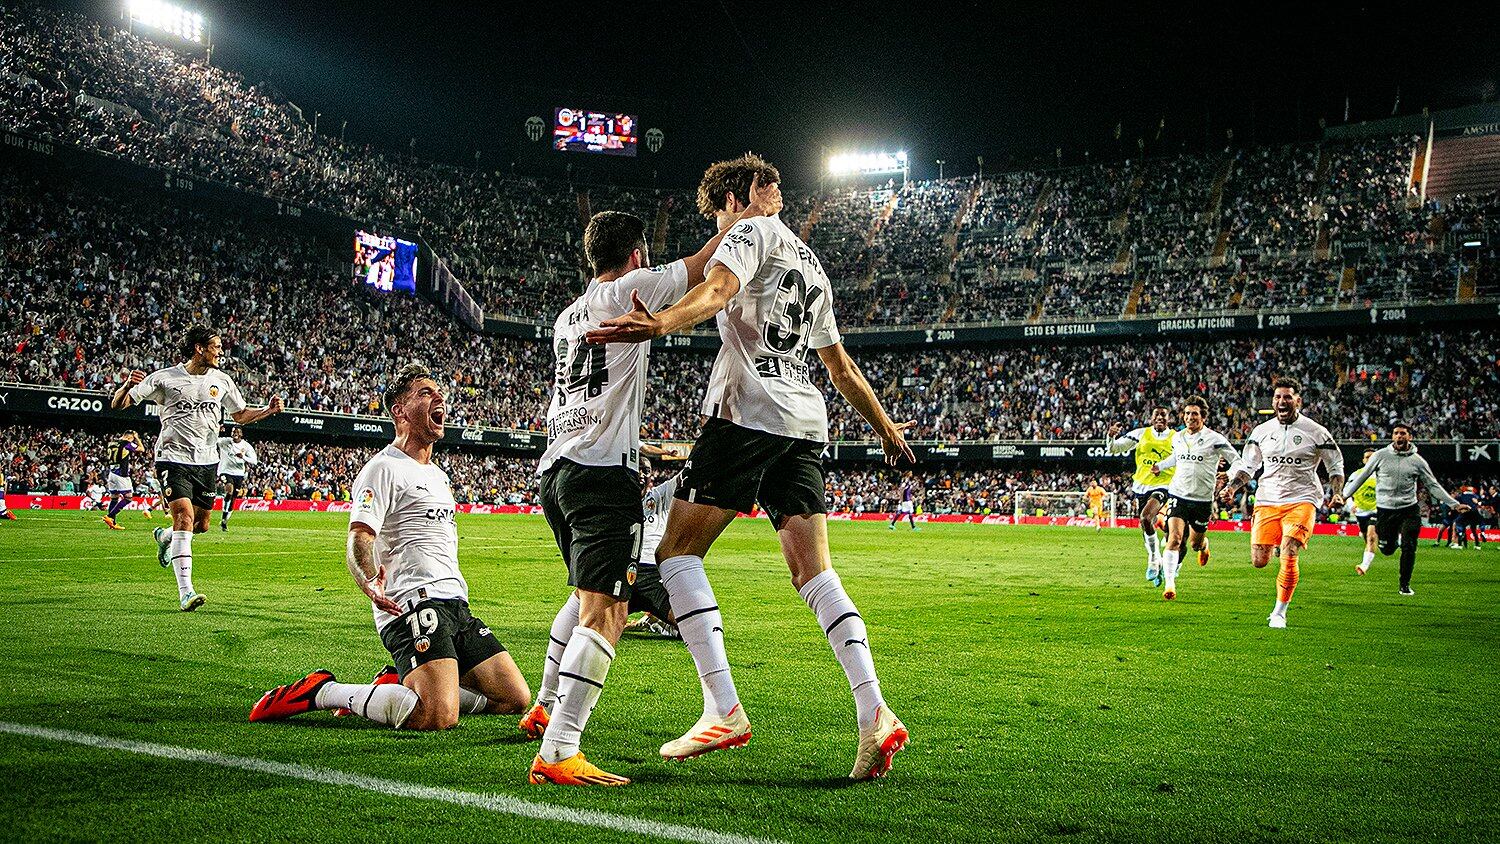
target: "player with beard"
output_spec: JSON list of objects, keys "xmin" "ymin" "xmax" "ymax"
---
[
  {"xmin": 1222, "ymin": 377, "xmax": 1344, "ymax": 629},
  {"xmin": 111, "ymin": 325, "xmax": 283, "ymax": 611},
  {"xmin": 587, "ymin": 153, "xmax": 914, "ymax": 780},
  {"xmin": 249, "ymin": 364, "xmax": 530, "ymax": 729},
  {"xmin": 525, "ymin": 179, "xmax": 782, "ymax": 786}
]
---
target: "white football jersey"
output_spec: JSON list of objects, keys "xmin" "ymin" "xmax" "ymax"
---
[
  {"xmin": 1158, "ymin": 427, "xmax": 1240, "ymax": 502},
  {"xmin": 1231, "ymin": 414, "xmax": 1344, "ymax": 507},
  {"xmin": 216, "ymin": 438, "xmax": 258, "ymax": 475},
  {"xmin": 128, "ymin": 365, "xmax": 247, "ymax": 466},
  {"xmin": 640, "ymin": 475, "xmax": 678, "ymax": 566},
  {"xmin": 350, "ymin": 445, "xmax": 466, "ymax": 631},
  {"xmin": 539, "ymin": 260, "xmax": 690, "ymax": 474},
  {"xmin": 703, "ymin": 215, "xmax": 841, "ymax": 442}
]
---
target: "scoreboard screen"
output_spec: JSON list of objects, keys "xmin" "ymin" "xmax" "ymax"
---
[
  {"xmin": 353, "ymin": 230, "xmax": 418, "ymax": 294},
  {"xmin": 553, "ymin": 108, "xmax": 638, "ymax": 157}
]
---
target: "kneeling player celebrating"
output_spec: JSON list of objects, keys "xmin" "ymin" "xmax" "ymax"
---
[
  {"xmin": 250, "ymin": 365, "xmax": 530, "ymax": 729},
  {"xmin": 1149, "ymin": 396, "xmax": 1239, "ymax": 600}
]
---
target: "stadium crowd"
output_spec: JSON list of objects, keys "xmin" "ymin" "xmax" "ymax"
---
[{"xmin": 3, "ymin": 4, "xmax": 1496, "ymax": 330}]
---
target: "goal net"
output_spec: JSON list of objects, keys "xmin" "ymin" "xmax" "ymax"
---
[{"xmin": 1014, "ymin": 490, "xmax": 1116, "ymax": 528}]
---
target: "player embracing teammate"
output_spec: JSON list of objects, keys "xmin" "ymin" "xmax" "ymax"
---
[{"xmin": 589, "ymin": 153, "xmax": 914, "ymax": 780}]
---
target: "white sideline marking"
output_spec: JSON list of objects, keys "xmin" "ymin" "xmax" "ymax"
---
[{"xmin": 0, "ymin": 722, "xmax": 781, "ymax": 844}]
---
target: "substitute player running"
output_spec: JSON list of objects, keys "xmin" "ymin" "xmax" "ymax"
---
[
  {"xmin": 216, "ymin": 426, "xmax": 257, "ymax": 532},
  {"xmin": 111, "ymin": 326, "xmax": 283, "ymax": 611},
  {"xmin": 1349, "ymin": 448, "xmax": 1380, "ymax": 575},
  {"xmin": 527, "ymin": 180, "xmax": 782, "ymax": 787},
  {"xmin": 1222, "ymin": 377, "xmax": 1344, "ymax": 628},
  {"xmin": 1149, "ymin": 396, "xmax": 1239, "ymax": 600},
  {"xmin": 588, "ymin": 153, "xmax": 913, "ymax": 780},
  {"xmin": 1107, "ymin": 405, "xmax": 1176, "ymax": 586},
  {"xmin": 249, "ymin": 364, "xmax": 530, "ymax": 729},
  {"xmin": 1340, "ymin": 424, "xmax": 1467, "ymax": 595}
]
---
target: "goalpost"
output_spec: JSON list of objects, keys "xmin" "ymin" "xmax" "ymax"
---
[{"xmin": 1014, "ymin": 490, "xmax": 1117, "ymax": 528}]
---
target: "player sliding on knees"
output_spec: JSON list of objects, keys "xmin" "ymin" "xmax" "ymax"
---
[
  {"xmin": 524, "ymin": 180, "xmax": 783, "ymax": 786},
  {"xmin": 249, "ymin": 365, "xmax": 530, "ymax": 729},
  {"xmin": 1147, "ymin": 396, "xmax": 1239, "ymax": 600},
  {"xmin": 110, "ymin": 326, "xmax": 283, "ymax": 611},
  {"xmin": 1221, "ymin": 377, "xmax": 1344, "ymax": 629},
  {"xmin": 1107, "ymin": 405, "xmax": 1176, "ymax": 588},
  {"xmin": 587, "ymin": 153, "xmax": 914, "ymax": 780}
]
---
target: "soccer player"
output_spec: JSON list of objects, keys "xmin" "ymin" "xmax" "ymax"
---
[
  {"xmin": 1349, "ymin": 448, "xmax": 1380, "ymax": 575},
  {"xmin": 1107, "ymin": 405, "xmax": 1176, "ymax": 586},
  {"xmin": 83, "ymin": 478, "xmax": 107, "ymax": 513},
  {"xmin": 888, "ymin": 474, "xmax": 919, "ymax": 531},
  {"xmin": 1222, "ymin": 377, "xmax": 1344, "ymax": 628},
  {"xmin": 1455, "ymin": 486, "xmax": 1485, "ymax": 549},
  {"xmin": 216, "ymin": 426, "xmax": 258, "ymax": 531},
  {"xmin": 527, "ymin": 179, "xmax": 782, "ymax": 787},
  {"xmin": 110, "ymin": 326, "xmax": 283, "ymax": 611},
  {"xmin": 0, "ymin": 469, "xmax": 13, "ymax": 520},
  {"xmin": 587, "ymin": 153, "xmax": 914, "ymax": 780},
  {"xmin": 1148, "ymin": 396, "xmax": 1239, "ymax": 600},
  {"xmin": 249, "ymin": 364, "xmax": 530, "ymax": 729},
  {"xmin": 102, "ymin": 431, "xmax": 145, "ymax": 530},
  {"xmin": 1086, "ymin": 480, "xmax": 1107, "ymax": 531},
  {"xmin": 1340, "ymin": 423, "xmax": 1467, "ymax": 595}
]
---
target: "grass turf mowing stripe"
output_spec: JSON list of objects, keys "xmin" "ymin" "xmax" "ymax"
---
[{"xmin": 0, "ymin": 721, "xmax": 783, "ymax": 844}]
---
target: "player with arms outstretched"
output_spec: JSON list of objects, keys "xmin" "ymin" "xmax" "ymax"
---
[
  {"xmin": 216, "ymin": 426, "xmax": 258, "ymax": 532},
  {"xmin": 588, "ymin": 153, "xmax": 913, "ymax": 780},
  {"xmin": 1149, "ymin": 396, "xmax": 1239, "ymax": 600},
  {"xmin": 250, "ymin": 364, "xmax": 530, "ymax": 729},
  {"xmin": 526, "ymin": 183, "xmax": 782, "ymax": 787},
  {"xmin": 1221, "ymin": 377, "xmax": 1344, "ymax": 628},
  {"xmin": 111, "ymin": 326, "xmax": 284, "ymax": 611},
  {"xmin": 1107, "ymin": 405, "xmax": 1176, "ymax": 585}
]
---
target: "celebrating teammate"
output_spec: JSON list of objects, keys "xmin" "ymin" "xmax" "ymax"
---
[
  {"xmin": 1341, "ymin": 424, "xmax": 1468, "ymax": 595},
  {"xmin": 110, "ymin": 326, "xmax": 283, "ymax": 611},
  {"xmin": 1349, "ymin": 448, "xmax": 1380, "ymax": 574},
  {"xmin": 249, "ymin": 364, "xmax": 530, "ymax": 729},
  {"xmin": 1149, "ymin": 396, "xmax": 1239, "ymax": 600},
  {"xmin": 1222, "ymin": 377, "xmax": 1344, "ymax": 628},
  {"xmin": 102, "ymin": 431, "xmax": 147, "ymax": 530},
  {"xmin": 526, "ymin": 180, "xmax": 782, "ymax": 786},
  {"xmin": 216, "ymin": 426, "xmax": 258, "ymax": 532},
  {"xmin": 1107, "ymin": 405, "xmax": 1176, "ymax": 586},
  {"xmin": 587, "ymin": 153, "xmax": 913, "ymax": 780}
]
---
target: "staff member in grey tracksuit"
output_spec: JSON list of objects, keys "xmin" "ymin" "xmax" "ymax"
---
[{"xmin": 1341, "ymin": 423, "xmax": 1470, "ymax": 596}]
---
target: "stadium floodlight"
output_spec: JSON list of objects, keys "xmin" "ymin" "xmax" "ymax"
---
[
  {"xmin": 126, "ymin": 0, "xmax": 207, "ymax": 45},
  {"xmin": 826, "ymin": 150, "xmax": 911, "ymax": 183}
]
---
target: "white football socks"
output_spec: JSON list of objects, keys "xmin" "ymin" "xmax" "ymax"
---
[
  {"xmin": 660, "ymin": 554, "xmax": 740, "ymax": 718},
  {"xmin": 539, "ymin": 625, "xmax": 614, "ymax": 764},
  {"xmin": 1272, "ymin": 600, "xmax": 1290, "ymax": 617},
  {"xmin": 1162, "ymin": 549, "xmax": 1179, "ymax": 592},
  {"xmin": 799, "ymin": 568, "xmax": 884, "ymax": 730},
  {"xmin": 170, "ymin": 530, "xmax": 194, "ymax": 598},
  {"xmin": 1144, "ymin": 532, "xmax": 1159, "ymax": 565},
  {"xmin": 458, "ymin": 686, "xmax": 491, "ymax": 715},
  {"xmin": 315, "ymin": 682, "xmax": 419, "ymax": 727},
  {"xmin": 537, "ymin": 592, "xmax": 581, "ymax": 711},
  {"xmin": 1361, "ymin": 550, "xmax": 1375, "ymax": 570}
]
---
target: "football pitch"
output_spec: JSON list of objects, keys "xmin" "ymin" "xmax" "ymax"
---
[{"xmin": 4, "ymin": 511, "xmax": 1498, "ymax": 842}]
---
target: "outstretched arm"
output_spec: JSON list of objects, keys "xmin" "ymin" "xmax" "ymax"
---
[
  {"xmin": 231, "ymin": 395, "xmax": 284, "ymax": 426},
  {"xmin": 817, "ymin": 342, "xmax": 915, "ymax": 466},
  {"xmin": 681, "ymin": 176, "xmax": 782, "ymax": 286},
  {"xmin": 586, "ymin": 264, "xmax": 741, "ymax": 344},
  {"xmin": 111, "ymin": 370, "xmax": 146, "ymax": 410}
]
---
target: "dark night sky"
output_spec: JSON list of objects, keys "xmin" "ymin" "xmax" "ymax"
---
[{"xmin": 61, "ymin": 1, "xmax": 1500, "ymax": 188}]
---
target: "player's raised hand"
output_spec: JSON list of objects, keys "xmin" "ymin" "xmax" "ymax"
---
[
  {"xmin": 745, "ymin": 173, "xmax": 782, "ymax": 218},
  {"xmin": 1329, "ymin": 492, "xmax": 1345, "ymax": 511},
  {"xmin": 361, "ymin": 565, "xmax": 403, "ymax": 616},
  {"xmin": 882, "ymin": 420, "xmax": 917, "ymax": 466},
  {"xmin": 128, "ymin": 369, "xmax": 146, "ymax": 385},
  {"xmin": 1107, "ymin": 422, "xmax": 1122, "ymax": 439},
  {"xmin": 267, "ymin": 395, "xmax": 285, "ymax": 415},
  {"xmin": 586, "ymin": 290, "xmax": 660, "ymax": 345}
]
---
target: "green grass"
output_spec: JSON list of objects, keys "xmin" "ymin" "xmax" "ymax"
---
[{"xmin": 3, "ymin": 510, "xmax": 1498, "ymax": 842}]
